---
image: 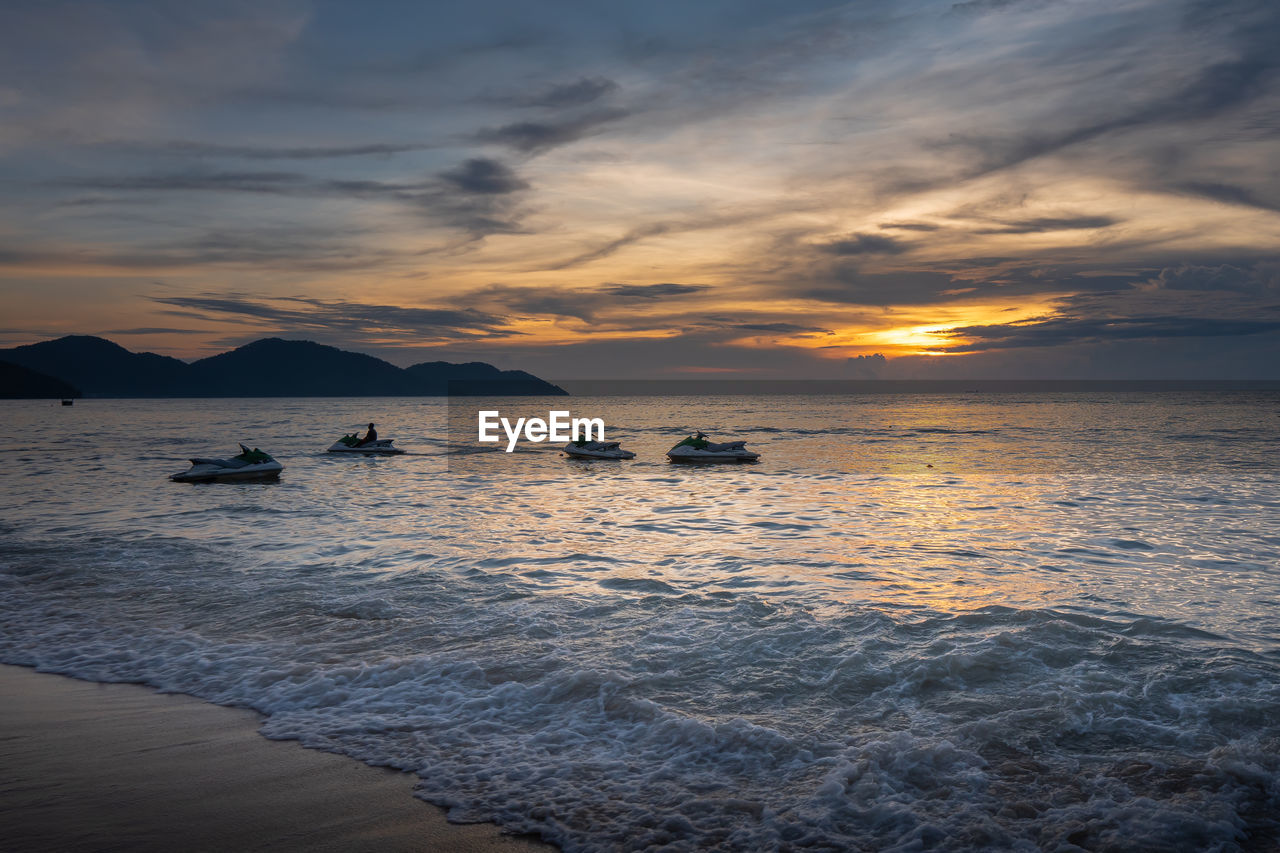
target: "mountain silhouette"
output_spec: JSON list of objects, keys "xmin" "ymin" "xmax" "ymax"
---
[
  {"xmin": 0, "ymin": 336, "xmax": 566, "ymax": 398},
  {"xmin": 0, "ymin": 360, "xmax": 81, "ymax": 399},
  {"xmin": 404, "ymin": 360, "xmax": 567, "ymax": 395},
  {"xmin": 189, "ymin": 338, "xmax": 418, "ymax": 396},
  {"xmin": 0, "ymin": 335, "xmax": 191, "ymax": 397}
]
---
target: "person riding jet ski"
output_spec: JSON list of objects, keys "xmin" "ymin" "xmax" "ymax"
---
[
  {"xmin": 329, "ymin": 422, "xmax": 405, "ymax": 454},
  {"xmin": 666, "ymin": 431, "xmax": 759, "ymax": 462}
]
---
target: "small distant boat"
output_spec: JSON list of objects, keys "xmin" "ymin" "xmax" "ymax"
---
[
  {"xmin": 563, "ymin": 440, "xmax": 635, "ymax": 460},
  {"xmin": 327, "ymin": 435, "xmax": 405, "ymax": 455},
  {"xmin": 667, "ymin": 432, "xmax": 759, "ymax": 463},
  {"xmin": 170, "ymin": 445, "xmax": 284, "ymax": 483},
  {"xmin": 61, "ymin": 399, "xmax": 73, "ymax": 406}
]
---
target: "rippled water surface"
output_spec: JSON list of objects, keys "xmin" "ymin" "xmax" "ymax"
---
[{"xmin": 3, "ymin": 393, "xmax": 1279, "ymax": 851}]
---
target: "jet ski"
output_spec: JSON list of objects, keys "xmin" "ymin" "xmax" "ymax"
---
[
  {"xmin": 170, "ymin": 444, "xmax": 284, "ymax": 483},
  {"xmin": 328, "ymin": 434, "xmax": 406, "ymax": 455},
  {"xmin": 563, "ymin": 440, "xmax": 635, "ymax": 460},
  {"xmin": 666, "ymin": 432, "xmax": 759, "ymax": 463}
]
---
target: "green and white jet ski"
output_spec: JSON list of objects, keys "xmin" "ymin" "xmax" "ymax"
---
[
  {"xmin": 170, "ymin": 444, "xmax": 284, "ymax": 482},
  {"xmin": 666, "ymin": 432, "xmax": 759, "ymax": 462}
]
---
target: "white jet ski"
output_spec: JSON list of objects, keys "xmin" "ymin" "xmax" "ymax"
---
[
  {"xmin": 563, "ymin": 440, "xmax": 635, "ymax": 460},
  {"xmin": 170, "ymin": 444, "xmax": 284, "ymax": 483},
  {"xmin": 328, "ymin": 435, "xmax": 405, "ymax": 455},
  {"xmin": 666, "ymin": 432, "xmax": 760, "ymax": 463}
]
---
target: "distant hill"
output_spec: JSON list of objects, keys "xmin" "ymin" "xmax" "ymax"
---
[
  {"xmin": 0, "ymin": 336, "xmax": 566, "ymax": 398},
  {"xmin": 0, "ymin": 360, "xmax": 81, "ymax": 399},
  {"xmin": 404, "ymin": 360, "xmax": 566, "ymax": 395},
  {"xmin": 0, "ymin": 335, "xmax": 191, "ymax": 397},
  {"xmin": 189, "ymin": 338, "xmax": 418, "ymax": 396}
]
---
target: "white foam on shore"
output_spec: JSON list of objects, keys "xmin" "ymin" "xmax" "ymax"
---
[{"xmin": 3, "ymin": 530, "xmax": 1279, "ymax": 851}]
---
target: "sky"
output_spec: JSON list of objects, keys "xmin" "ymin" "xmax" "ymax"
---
[{"xmin": 1, "ymin": 0, "xmax": 1278, "ymax": 379}]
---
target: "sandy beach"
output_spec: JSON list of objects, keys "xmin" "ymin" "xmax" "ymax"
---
[{"xmin": 0, "ymin": 665, "xmax": 553, "ymax": 852}]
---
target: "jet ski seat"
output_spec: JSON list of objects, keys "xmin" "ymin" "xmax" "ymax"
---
[{"xmin": 188, "ymin": 457, "xmax": 250, "ymax": 467}]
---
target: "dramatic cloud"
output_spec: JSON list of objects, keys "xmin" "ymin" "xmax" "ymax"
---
[
  {"xmin": 465, "ymin": 282, "xmax": 711, "ymax": 323},
  {"xmin": 438, "ymin": 158, "xmax": 529, "ymax": 195},
  {"xmin": 879, "ymin": 222, "xmax": 942, "ymax": 232},
  {"xmin": 2, "ymin": 0, "xmax": 1278, "ymax": 377},
  {"xmin": 103, "ymin": 327, "xmax": 207, "ymax": 335},
  {"xmin": 972, "ymin": 215, "xmax": 1119, "ymax": 235},
  {"xmin": 599, "ymin": 283, "xmax": 710, "ymax": 299},
  {"xmin": 474, "ymin": 109, "xmax": 628, "ymax": 153},
  {"xmin": 137, "ymin": 141, "xmax": 435, "ymax": 160},
  {"xmin": 503, "ymin": 77, "xmax": 619, "ymax": 109},
  {"xmin": 731, "ymin": 322, "xmax": 833, "ymax": 335},
  {"xmin": 150, "ymin": 295, "xmax": 518, "ymax": 342},
  {"xmin": 52, "ymin": 156, "xmax": 533, "ymax": 238},
  {"xmin": 820, "ymin": 233, "xmax": 908, "ymax": 256},
  {"xmin": 60, "ymin": 172, "xmax": 310, "ymax": 194},
  {"xmin": 1172, "ymin": 182, "xmax": 1280, "ymax": 213},
  {"xmin": 803, "ymin": 271, "xmax": 963, "ymax": 307},
  {"xmin": 933, "ymin": 315, "xmax": 1280, "ymax": 352}
]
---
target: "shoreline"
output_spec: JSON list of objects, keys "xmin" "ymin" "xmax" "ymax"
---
[{"xmin": 0, "ymin": 664, "xmax": 554, "ymax": 852}]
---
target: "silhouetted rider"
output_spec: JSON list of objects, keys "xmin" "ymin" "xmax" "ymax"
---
[{"xmin": 358, "ymin": 422, "xmax": 378, "ymax": 446}]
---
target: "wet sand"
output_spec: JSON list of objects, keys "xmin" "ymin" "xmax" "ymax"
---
[{"xmin": 0, "ymin": 665, "xmax": 554, "ymax": 852}]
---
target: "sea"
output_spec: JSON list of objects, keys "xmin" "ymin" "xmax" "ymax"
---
[{"xmin": 2, "ymin": 391, "xmax": 1279, "ymax": 852}]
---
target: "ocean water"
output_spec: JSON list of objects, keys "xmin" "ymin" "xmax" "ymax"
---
[{"xmin": 2, "ymin": 393, "xmax": 1279, "ymax": 852}]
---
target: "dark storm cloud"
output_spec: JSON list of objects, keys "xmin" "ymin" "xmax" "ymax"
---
[
  {"xmin": 157, "ymin": 228, "xmax": 396, "ymax": 271},
  {"xmin": 1142, "ymin": 262, "xmax": 1279, "ymax": 294},
  {"xmin": 803, "ymin": 270, "xmax": 960, "ymax": 306},
  {"xmin": 150, "ymin": 295, "xmax": 517, "ymax": 341},
  {"xmin": 60, "ymin": 160, "xmax": 528, "ymax": 200},
  {"xmin": 103, "ymin": 327, "xmax": 206, "ymax": 335},
  {"xmin": 950, "ymin": 0, "xmax": 1037, "ymax": 12},
  {"xmin": 332, "ymin": 157, "xmax": 532, "ymax": 236},
  {"xmin": 731, "ymin": 322, "xmax": 833, "ymax": 335},
  {"xmin": 921, "ymin": 262, "xmax": 1280, "ymax": 358},
  {"xmin": 973, "ymin": 215, "xmax": 1119, "ymax": 235},
  {"xmin": 878, "ymin": 222, "xmax": 942, "ymax": 232},
  {"xmin": 438, "ymin": 158, "xmax": 529, "ymax": 194},
  {"xmin": 468, "ymin": 281, "xmax": 710, "ymax": 322},
  {"xmin": 473, "ymin": 109, "xmax": 629, "ymax": 153},
  {"xmin": 144, "ymin": 140, "xmax": 435, "ymax": 160},
  {"xmin": 54, "ymin": 157, "xmax": 532, "ymax": 238},
  {"xmin": 224, "ymin": 85, "xmax": 422, "ymax": 112},
  {"xmin": 820, "ymin": 233, "xmax": 908, "ymax": 255},
  {"xmin": 789, "ymin": 257, "xmax": 1207, "ymax": 311},
  {"xmin": 932, "ymin": 314, "xmax": 1280, "ymax": 352},
  {"xmin": 471, "ymin": 288, "xmax": 598, "ymax": 322},
  {"xmin": 61, "ymin": 172, "xmax": 309, "ymax": 194},
  {"xmin": 599, "ymin": 283, "xmax": 710, "ymax": 299},
  {"xmin": 363, "ymin": 28, "xmax": 549, "ymax": 76},
  {"xmin": 502, "ymin": 77, "xmax": 619, "ymax": 109},
  {"xmin": 1172, "ymin": 182, "xmax": 1280, "ymax": 213},
  {"xmin": 0, "ymin": 226, "xmax": 402, "ymax": 273}
]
